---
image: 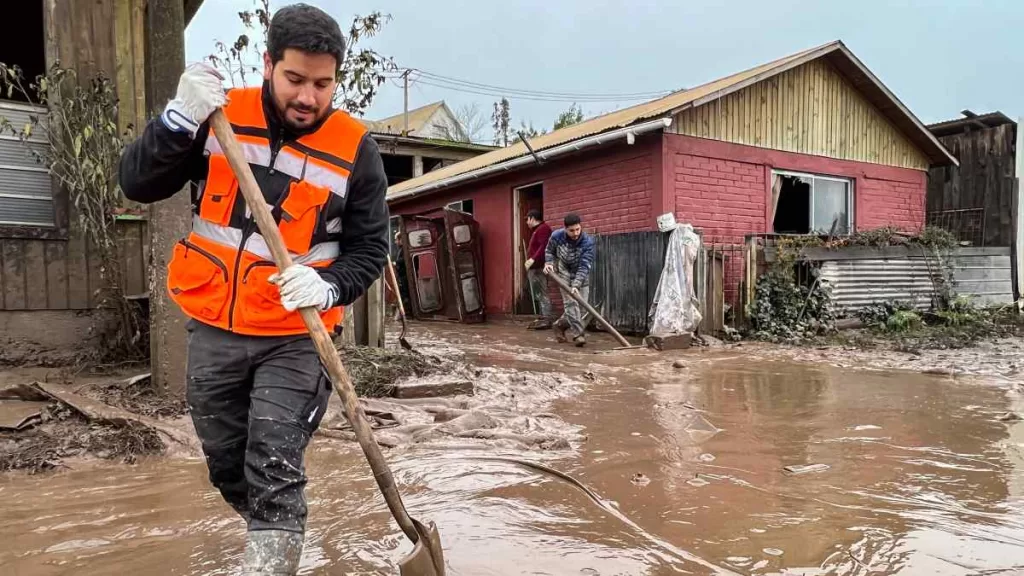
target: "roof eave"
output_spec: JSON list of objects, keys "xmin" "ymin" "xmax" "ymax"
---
[
  {"xmin": 388, "ymin": 117, "xmax": 672, "ymax": 204},
  {"xmin": 830, "ymin": 43, "xmax": 958, "ymax": 167}
]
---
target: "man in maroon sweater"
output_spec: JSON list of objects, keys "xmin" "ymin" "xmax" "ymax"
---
[{"xmin": 524, "ymin": 209, "xmax": 553, "ymax": 329}]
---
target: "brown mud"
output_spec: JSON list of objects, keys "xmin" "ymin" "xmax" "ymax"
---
[{"xmin": 3, "ymin": 321, "xmax": 1024, "ymax": 574}]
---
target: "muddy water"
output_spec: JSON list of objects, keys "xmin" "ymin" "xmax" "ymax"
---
[{"xmin": 4, "ymin": 324, "xmax": 1024, "ymax": 575}]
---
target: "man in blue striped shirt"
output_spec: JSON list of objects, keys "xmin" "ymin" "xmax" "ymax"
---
[{"xmin": 544, "ymin": 213, "xmax": 596, "ymax": 346}]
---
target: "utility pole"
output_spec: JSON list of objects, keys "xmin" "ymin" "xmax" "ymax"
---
[
  {"xmin": 146, "ymin": 0, "xmax": 190, "ymax": 396},
  {"xmin": 402, "ymin": 69, "xmax": 410, "ymax": 136}
]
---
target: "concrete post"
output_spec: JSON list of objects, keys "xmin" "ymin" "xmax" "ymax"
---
[{"xmin": 145, "ymin": 0, "xmax": 190, "ymax": 396}]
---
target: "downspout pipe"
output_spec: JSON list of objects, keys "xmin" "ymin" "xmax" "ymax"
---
[{"xmin": 389, "ymin": 117, "xmax": 673, "ymax": 203}]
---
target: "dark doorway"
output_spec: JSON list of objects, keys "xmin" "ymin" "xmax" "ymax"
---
[{"xmin": 514, "ymin": 182, "xmax": 544, "ymax": 315}]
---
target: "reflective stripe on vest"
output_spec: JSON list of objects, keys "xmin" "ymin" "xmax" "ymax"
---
[{"xmin": 166, "ymin": 86, "xmax": 367, "ymax": 336}]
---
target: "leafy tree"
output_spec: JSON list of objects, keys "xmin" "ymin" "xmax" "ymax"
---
[
  {"xmin": 514, "ymin": 120, "xmax": 546, "ymax": 144},
  {"xmin": 491, "ymin": 97, "xmax": 511, "ymax": 146},
  {"xmin": 206, "ymin": 0, "xmax": 396, "ymax": 115},
  {"xmin": 553, "ymin": 102, "xmax": 584, "ymax": 130}
]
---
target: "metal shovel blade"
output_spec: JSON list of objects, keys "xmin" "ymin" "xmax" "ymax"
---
[{"xmin": 398, "ymin": 519, "xmax": 445, "ymax": 576}]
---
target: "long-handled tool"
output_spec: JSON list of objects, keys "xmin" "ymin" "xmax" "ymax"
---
[
  {"xmin": 384, "ymin": 253, "xmax": 415, "ymax": 352},
  {"xmin": 209, "ymin": 110, "xmax": 445, "ymax": 576},
  {"xmin": 544, "ymin": 269, "xmax": 641, "ymax": 350}
]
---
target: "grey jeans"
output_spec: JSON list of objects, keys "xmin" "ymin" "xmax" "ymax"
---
[
  {"xmin": 527, "ymin": 268, "xmax": 552, "ymax": 319},
  {"xmin": 185, "ymin": 319, "xmax": 332, "ymax": 534},
  {"xmin": 557, "ymin": 276, "xmax": 590, "ymax": 338}
]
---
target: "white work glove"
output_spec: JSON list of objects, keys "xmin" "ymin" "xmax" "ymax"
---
[
  {"xmin": 571, "ymin": 287, "xmax": 580, "ymax": 297},
  {"xmin": 543, "ymin": 262, "xmax": 554, "ymax": 275},
  {"xmin": 524, "ymin": 258, "xmax": 534, "ymax": 270},
  {"xmin": 268, "ymin": 265, "xmax": 340, "ymax": 312},
  {"xmin": 160, "ymin": 62, "xmax": 227, "ymax": 138}
]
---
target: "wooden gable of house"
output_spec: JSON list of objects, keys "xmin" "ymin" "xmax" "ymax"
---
[{"xmin": 671, "ymin": 58, "xmax": 930, "ymax": 171}]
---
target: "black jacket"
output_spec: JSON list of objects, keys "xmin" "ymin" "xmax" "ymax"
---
[{"xmin": 118, "ymin": 82, "xmax": 390, "ymax": 307}]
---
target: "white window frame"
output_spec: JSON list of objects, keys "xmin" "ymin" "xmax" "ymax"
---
[
  {"xmin": 0, "ymin": 99, "xmax": 53, "ymax": 227},
  {"xmin": 772, "ymin": 169, "xmax": 854, "ymax": 235}
]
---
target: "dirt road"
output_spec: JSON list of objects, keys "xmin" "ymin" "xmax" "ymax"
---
[{"xmin": 3, "ymin": 323, "xmax": 1024, "ymax": 574}]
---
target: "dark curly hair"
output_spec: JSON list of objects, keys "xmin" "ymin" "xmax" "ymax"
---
[{"xmin": 267, "ymin": 3, "xmax": 345, "ymax": 68}]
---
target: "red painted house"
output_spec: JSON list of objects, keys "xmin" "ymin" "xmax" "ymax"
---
[{"xmin": 387, "ymin": 41, "xmax": 957, "ymax": 318}]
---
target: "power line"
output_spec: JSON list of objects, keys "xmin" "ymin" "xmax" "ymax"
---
[
  {"xmin": 381, "ymin": 67, "xmax": 673, "ymax": 103},
  {"xmin": 413, "ymin": 69, "xmax": 671, "ymax": 100},
  {"xmin": 411, "ymin": 77, "xmax": 667, "ymax": 103}
]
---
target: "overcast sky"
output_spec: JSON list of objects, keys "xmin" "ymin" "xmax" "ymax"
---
[{"xmin": 185, "ymin": 0, "xmax": 1023, "ymax": 140}]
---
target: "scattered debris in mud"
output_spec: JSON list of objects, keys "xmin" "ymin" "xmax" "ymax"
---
[
  {"xmin": 77, "ymin": 373, "xmax": 188, "ymax": 418},
  {"xmin": 0, "ymin": 402, "xmax": 163, "ymax": 474},
  {"xmin": 338, "ymin": 345, "xmax": 453, "ymax": 397},
  {"xmin": 0, "ymin": 377, "xmax": 196, "ymax": 474}
]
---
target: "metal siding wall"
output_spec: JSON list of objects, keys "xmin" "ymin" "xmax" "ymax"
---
[
  {"xmin": 818, "ymin": 247, "xmax": 1014, "ymax": 312},
  {"xmin": 673, "ymin": 59, "xmax": 930, "ymax": 171},
  {"xmin": 590, "ymin": 231, "xmax": 669, "ymax": 334}
]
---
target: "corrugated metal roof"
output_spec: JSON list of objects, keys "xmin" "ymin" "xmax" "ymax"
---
[{"xmin": 389, "ymin": 40, "xmax": 957, "ymax": 203}]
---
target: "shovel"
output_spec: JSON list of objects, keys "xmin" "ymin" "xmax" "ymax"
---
[
  {"xmin": 209, "ymin": 110, "xmax": 445, "ymax": 576},
  {"xmin": 384, "ymin": 253, "xmax": 415, "ymax": 352},
  {"xmin": 544, "ymin": 269, "xmax": 642, "ymax": 350}
]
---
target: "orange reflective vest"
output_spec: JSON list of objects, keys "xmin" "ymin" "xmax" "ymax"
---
[{"xmin": 166, "ymin": 86, "xmax": 368, "ymax": 336}]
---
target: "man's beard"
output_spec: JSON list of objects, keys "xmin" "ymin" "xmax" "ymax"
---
[{"xmin": 269, "ymin": 82, "xmax": 325, "ymax": 132}]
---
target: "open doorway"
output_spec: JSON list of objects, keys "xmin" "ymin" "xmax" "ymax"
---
[
  {"xmin": 771, "ymin": 171, "xmax": 853, "ymax": 235},
  {"xmin": 513, "ymin": 182, "xmax": 544, "ymax": 315}
]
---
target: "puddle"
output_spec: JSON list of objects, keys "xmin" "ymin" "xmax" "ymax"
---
[{"xmin": 3, "ymin": 323, "xmax": 1024, "ymax": 574}]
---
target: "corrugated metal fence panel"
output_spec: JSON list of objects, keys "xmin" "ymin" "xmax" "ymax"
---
[
  {"xmin": 821, "ymin": 259, "xmax": 938, "ymax": 312},
  {"xmin": 590, "ymin": 231, "xmax": 669, "ymax": 335},
  {"xmin": 819, "ymin": 247, "xmax": 1013, "ymax": 312}
]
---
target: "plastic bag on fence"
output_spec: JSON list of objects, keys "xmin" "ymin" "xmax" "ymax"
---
[{"xmin": 648, "ymin": 223, "xmax": 703, "ymax": 337}]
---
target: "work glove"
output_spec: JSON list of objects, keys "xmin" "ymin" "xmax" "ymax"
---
[
  {"xmin": 543, "ymin": 262, "xmax": 554, "ymax": 275},
  {"xmin": 268, "ymin": 265, "xmax": 340, "ymax": 312},
  {"xmin": 524, "ymin": 258, "xmax": 534, "ymax": 270},
  {"xmin": 571, "ymin": 287, "xmax": 580, "ymax": 298},
  {"xmin": 160, "ymin": 62, "xmax": 227, "ymax": 138}
]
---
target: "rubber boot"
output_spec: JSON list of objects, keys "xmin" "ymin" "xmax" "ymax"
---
[{"xmin": 242, "ymin": 530, "xmax": 304, "ymax": 575}]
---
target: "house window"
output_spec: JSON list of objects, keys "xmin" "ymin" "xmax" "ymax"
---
[
  {"xmin": 0, "ymin": 1, "xmax": 51, "ymax": 227},
  {"xmin": 771, "ymin": 171, "xmax": 853, "ymax": 235},
  {"xmin": 446, "ymin": 199, "xmax": 474, "ymax": 215}
]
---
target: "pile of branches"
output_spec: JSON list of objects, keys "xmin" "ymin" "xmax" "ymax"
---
[{"xmin": 337, "ymin": 345, "xmax": 453, "ymax": 397}]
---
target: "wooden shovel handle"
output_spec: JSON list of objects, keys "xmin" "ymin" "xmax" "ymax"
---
[
  {"xmin": 544, "ymin": 268, "xmax": 631, "ymax": 347},
  {"xmin": 385, "ymin": 254, "xmax": 407, "ymax": 318},
  {"xmin": 208, "ymin": 110, "xmax": 422, "ymax": 544}
]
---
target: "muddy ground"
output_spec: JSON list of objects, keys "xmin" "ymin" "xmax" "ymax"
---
[{"xmin": 3, "ymin": 321, "xmax": 1024, "ymax": 574}]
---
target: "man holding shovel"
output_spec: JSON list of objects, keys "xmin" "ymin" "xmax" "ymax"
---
[
  {"xmin": 118, "ymin": 4, "xmax": 388, "ymax": 573},
  {"xmin": 544, "ymin": 213, "xmax": 595, "ymax": 347},
  {"xmin": 523, "ymin": 209, "xmax": 553, "ymax": 330}
]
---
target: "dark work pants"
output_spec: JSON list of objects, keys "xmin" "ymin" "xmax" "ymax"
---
[{"xmin": 185, "ymin": 319, "xmax": 332, "ymax": 534}]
